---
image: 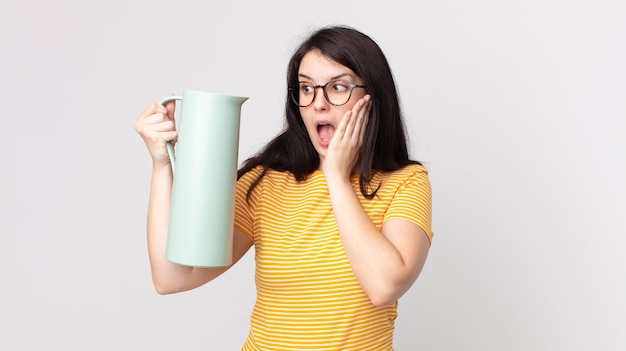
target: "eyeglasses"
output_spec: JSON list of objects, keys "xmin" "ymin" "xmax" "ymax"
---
[{"xmin": 289, "ymin": 80, "xmax": 366, "ymax": 107}]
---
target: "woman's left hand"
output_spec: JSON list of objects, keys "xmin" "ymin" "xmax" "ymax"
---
[{"xmin": 323, "ymin": 94, "xmax": 372, "ymax": 179}]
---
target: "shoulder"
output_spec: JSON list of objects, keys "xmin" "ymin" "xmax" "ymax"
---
[
  {"xmin": 380, "ymin": 164, "xmax": 434, "ymax": 240},
  {"xmin": 379, "ymin": 163, "xmax": 430, "ymax": 188},
  {"xmin": 237, "ymin": 165, "xmax": 265, "ymax": 187},
  {"xmin": 237, "ymin": 166, "xmax": 297, "ymax": 190}
]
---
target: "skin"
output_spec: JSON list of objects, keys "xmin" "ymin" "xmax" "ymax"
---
[{"xmin": 135, "ymin": 50, "xmax": 430, "ymax": 306}]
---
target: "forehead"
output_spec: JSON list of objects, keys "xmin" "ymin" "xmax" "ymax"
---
[{"xmin": 298, "ymin": 50, "xmax": 357, "ymax": 82}]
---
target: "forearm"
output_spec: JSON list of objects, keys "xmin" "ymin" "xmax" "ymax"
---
[
  {"xmin": 146, "ymin": 163, "xmax": 242, "ymax": 294},
  {"xmin": 326, "ymin": 177, "xmax": 413, "ymax": 306},
  {"xmin": 146, "ymin": 163, "xmax": 196, "ymax": 293}
]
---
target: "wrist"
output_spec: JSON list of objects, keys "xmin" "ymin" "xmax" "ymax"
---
[
  {"xmin": 325, "ymin": 172, "xmax": 353, "ymax": 193},
  {"xmin": 152, "ymin": 160, "xmax": 173, "ymax": 174},
  {"xmin": 324, "ymin": 163, "xmax": 357, "ymax": 183}
]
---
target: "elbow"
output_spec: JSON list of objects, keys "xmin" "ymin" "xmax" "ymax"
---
[
  {"xmin": 154, "ymin": 284, "xmax": 175, "ymax": 295},
  {"xmin": 366, "ymin": 285, "xmax": 401, "ymax": 307},
  {"xmin": 367, "ymin": 264, "xmax": 426, "ymax": 306},
  {"xmin": 153, "ymin": 282, "xmax": 176, "ymax": 295},
  {"xmin": 152, "ymin": 276, "xmax": 182, "ymax": 295},
  {"xmin": 369, "ymin": 294, "xmax": 397, "ymax": 307},
  {"xmin": 365, "ymin": 274, "xmax": 418, "ymax": 307}
]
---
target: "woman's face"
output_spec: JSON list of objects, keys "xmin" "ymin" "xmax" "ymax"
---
[{"xmin": 297, "ymin": 50, "xmax": 367, "ymax": 166}]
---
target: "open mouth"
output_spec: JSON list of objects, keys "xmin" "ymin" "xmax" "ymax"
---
[{"xmin": 316, "ymin": 121, "xmax": 335, "ymax": 147}]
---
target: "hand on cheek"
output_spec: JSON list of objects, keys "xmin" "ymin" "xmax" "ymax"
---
[{"xmin": 324, "ymin": 95, "xmax": 371, "ymax": 178}]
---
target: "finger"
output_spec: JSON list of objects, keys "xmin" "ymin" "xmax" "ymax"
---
[
  {"xmin": 136, "ymin": 106, "xmax": 163, "ymax": 134},
  {"xmin": 333, "ymin": 111, "xmax": 351, "ymax": 139},
  {"xmin": 346, "ymin": 103, "xmax": 362, "ymax": 140},
  {"xmin": 348, "ymin": 98, "xmax": 368, "ymax": 142},
  {"xmin": 344, "ymin": 97, "xmax": 370, "ymax": 143},
  {"xmin": 149, "ymin": 120, "xmax": 176, "ymax": 132},
  {"xmin": 141, "ymin": 112, "xmax": 171, "ymax": 126},
  {"xmin": 352, "ymin": 111, "xmax": 364, "ymax": 145},
  {"xmin": 138, "ymin": 102, "xmax": 167, "ymax": 120},
  {"xmin": 356, "ymin": 97, "xmax": 371, "ymax": 144},
  {"xmin": 343, "ymin": 111, "xmax": 357, "ymax": 143},
  {"xmin": 335, "ymin": 111, "xmax": 354, "ymax": 142},
  {"xmin": 164, "ymin": 93, "xmax": 176, "ymax": 121},
  {"xmin": 136, "ymin": 119, "xmax": 173, "ymax": 138},
  {"xmin": 162, "ymin": 130, "xmax": 178, "ymax": 143}
]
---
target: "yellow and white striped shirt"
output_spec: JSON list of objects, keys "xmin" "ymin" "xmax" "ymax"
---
[{"xmin": 235, "ymin": 164, "xmax": 433, "ymax": 350}]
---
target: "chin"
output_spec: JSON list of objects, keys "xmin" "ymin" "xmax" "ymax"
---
[{"xmin": 314, "ymin": 147, "xmax": 327, "ymax": 160}]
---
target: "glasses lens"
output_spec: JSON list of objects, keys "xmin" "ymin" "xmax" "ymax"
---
[
  {"xmin": 290, "ymin": 84, "xmax": 314, "ymax": 107},
  {"xmin": 325, "ymin": 81, "xmax": 352, "ymax": 105}
]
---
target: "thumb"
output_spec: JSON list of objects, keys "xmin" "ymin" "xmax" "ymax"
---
[{"xmin": 164, "ymin": 92, "xmax": 176, "ymax": 121}]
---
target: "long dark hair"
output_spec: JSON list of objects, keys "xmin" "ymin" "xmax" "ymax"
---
[{"xmin": 238, "ymin": 25, "xmax": 419, "ymax": 198}]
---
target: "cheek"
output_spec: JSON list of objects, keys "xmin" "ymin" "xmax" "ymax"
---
[
  {"xmin": 342, "ymin": 99, "xmax": 360, "ymax": 112},
  {"xmin": 300, "ymin": 113, "xmax": 316, "ymax": 134}
]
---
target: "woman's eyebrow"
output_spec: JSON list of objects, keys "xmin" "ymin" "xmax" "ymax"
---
[
  {"xmin": 330, "ymin": 73, "xmax": 352, "ymax": 80},
  {"xmin": 297, "ymin": 73, "xmax": 353, "ymax": 81}
]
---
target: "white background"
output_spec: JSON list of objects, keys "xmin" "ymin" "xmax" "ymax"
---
[{"xmin": 1, "ymin": 0, "xmax": 625, "ymax": 350}]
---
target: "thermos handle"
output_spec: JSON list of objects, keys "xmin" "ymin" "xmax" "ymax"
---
[{"xmin": 159, "ymin": 95, "xmax": 183, "ymax": 174}]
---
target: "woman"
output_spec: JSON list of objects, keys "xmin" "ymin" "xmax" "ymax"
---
[{"xmin": 135, "ymin": 25, "xmax": 433, "ymax": 350}]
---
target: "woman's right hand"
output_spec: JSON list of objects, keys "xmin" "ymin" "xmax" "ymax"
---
[{"xmin": 134, "ymin": 97, "xmax": 178, "ymax": 166}]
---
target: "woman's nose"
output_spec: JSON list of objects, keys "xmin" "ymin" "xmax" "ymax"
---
[{"xmin": 312, "ymin": 86, "xmax": 329, "ymax": 109}]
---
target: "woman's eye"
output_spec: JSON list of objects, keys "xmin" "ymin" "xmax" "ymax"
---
[
  {"xmin": 300, "ymin": 85, "xmax": 314, "ymax": 94},
  {"xmin": 330, "ymin": 82, "xmax": 349, "ymax": 93}
]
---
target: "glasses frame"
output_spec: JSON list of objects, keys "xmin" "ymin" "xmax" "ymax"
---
[{"xmin": 289, "ymin": 80, "xmax": 366, "ymax": 107}]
